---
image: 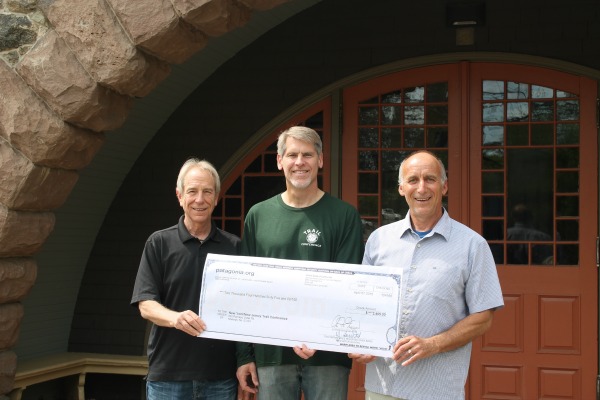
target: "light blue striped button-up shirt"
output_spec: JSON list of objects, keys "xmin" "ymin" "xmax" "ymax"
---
[{"xmin": 362, "ymin": 209, "xmax": 504, "ymax": 400}]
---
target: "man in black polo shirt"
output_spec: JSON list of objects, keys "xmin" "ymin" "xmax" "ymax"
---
[{"xmin": 131, "ymin": 158, "xmax": 241, "ymax": 400}]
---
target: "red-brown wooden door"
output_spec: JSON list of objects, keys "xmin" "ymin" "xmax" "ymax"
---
[{"xmin": 341, "ymin": 62, "xmax": 598, "ymax": 399}]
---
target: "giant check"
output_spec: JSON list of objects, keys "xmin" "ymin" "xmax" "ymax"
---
[{"xmin": 198, "ymin": 253, "xmax": 402, "ymax": 357}]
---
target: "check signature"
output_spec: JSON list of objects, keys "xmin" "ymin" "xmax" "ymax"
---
[{"xmin": 331, "ymin": 315, "xmax": 362, "ymax": 339}]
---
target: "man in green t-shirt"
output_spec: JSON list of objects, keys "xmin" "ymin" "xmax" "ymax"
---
[{"xmin": 236, "ymin": 126, "xmax": 364, "ymax": 400}]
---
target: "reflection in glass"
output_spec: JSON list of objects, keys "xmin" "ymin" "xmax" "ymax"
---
[
  {"xmin": 556, "ymin": 90, "xmax": 576, "ymax": 98},
  {"xmin": 359, "ymin": 128, "xmax": 379, "ymax": 148},
  {"xmin": 506, "ymin": 125, "xmax": 528, "ymax": 146},
  {"xmin": 506, "ymin": 203, "xmax": 553, "ymax": 265},
  {"xmin": 404, "ymin": 128, "xmax": 425, "ymax": 148},
  {"xmin": 359, "ymin": 173, "xmax": 378, "ymax": 194},
  {"xmin": 359, "ymin": 106, "xmax": 379, "ymax": 125},
  {"xmin": 557, "ymin": 124, "xmax": 579, "ymax": 145},
  {"xmin": 506, "ymin": 149, "xmax": 554, "ymax": 264},
  {"xmin": 507, "ymin": 102, "xmax": 529, "ymax": 122},
  {"xmin": 556, "ymin": 171, "xmax": 579, "ymax": 193},
  {"xmin": 483, "ymin": 80, "xmax": 504, "ymax": 100},
  {"xmin": 359, "ymin": 151, "xmax": 378, "ymax": 170},
  {"xmin": 532, "ymin": 101, "xmax": 554, "ymax": 121},
  {"xmin": 531, "ymin": 85, "xmax": 553, "ymax": 99},
  {"xmin": 531, "ymin": 124, "xmax": 553, "ymax": 145},
  {"xmin": 427, "ymin": 105, "xmax": 448, "ymax": 124},
  {"xmin": 382, "ymin": 170, "xmax": 407, "ymax": 219},
  {"xmin": 483, "ymin": 125, "xmax": 504, "ymax": 146},
  {"xmin": 557, "ymin": 100, "xmax": 579, "ymax": 121},
  {"xmin": 507, "ymin": 82, "xmax": 528, "ymax": 99},
  {"xmin": 427, "ymin": 82, "xmax": 448, "ymax": 102},
  {"xmin": 382, "ymin": 128, "xmax": 401, "ymax": 148},
  {"xmin": 482, "ymin": 149, "xmax": 504, "ymax": 170},
  {"xmin": 382, "ymin": 106, "xmax": 401, "ymax": 125},
  {"xmin": 404, "ymin": 86, "xmax": 425, "ymax": 103},
  {"xmin": 361, "ymin": 218, "xmax": 378, "ymax": 242},
  {"xmin": 483, "ymin": 103, "xmax": 504, "ymax": 122},
  {"xmin": 427, "ymin": 127, "xmax": 448, "ymax": 148},
  {"xmin": 404, "ymin": 106, "xmax": 425, "ymax": 125},
  {"xmin": 507, "ymin": 149, "xmax": 553, "ymax": 230},
  {"xmin": 382, "ymin": 90, "xmax": 402, "ymax": 104},
  {"xmin": 532, "ymin": 245, "xmax": 554, "ymax": 265},
  {"xmin": 482, "ymin": 172, "xmax": 504, "ymax": 193}
]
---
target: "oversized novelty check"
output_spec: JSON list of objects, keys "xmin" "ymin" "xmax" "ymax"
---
[{"xmin": 198, "ymin": 253, "xmax": 402, "ymax": 357}]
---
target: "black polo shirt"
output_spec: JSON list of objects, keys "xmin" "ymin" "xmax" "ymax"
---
[{"xmin": 131, "ymin": 216, "xmax": 241, "ymax": 381}]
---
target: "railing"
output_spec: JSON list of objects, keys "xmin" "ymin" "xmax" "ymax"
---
[{"xmin": 9, "ymin": 352, "xmax": 148, "ymax": 400}]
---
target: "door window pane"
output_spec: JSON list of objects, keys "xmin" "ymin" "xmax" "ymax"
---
[
  {"xmin": 482, "ymin": 149, "xmax": 504, "ymax": 170},
  {"xmin": 404, "ymin": 128, "xmax": 425, "ymax": 147},
  {"xmin": 531, "ymin": 124, "xmax": 553, "ymax": 145},
  {"xmin": 427, "ymin": 127, "xmax": 448, "ymax": 148},
  {"xmin": 483, "ymin": 80, "xmax": 505, "ymax": 100},
  {"xmin": 382, "ymin": 128, "xmax": 401, "ymax": 147},
  {"xmin": 483, "ymin": 126, "xmax": 504, "ymax": 146},
  {"xmin": 483, "ymin": 103, "xmax": 504, "ymax": 122},
  {"xmin": 506, "ymin": 125, "xmax": 528, "ymax": 146},
  {"xmin": 359, "ymin": 173, "xmax": 378, "ymax": 194},
  {"xmin": 480, "ymin": 79, "xmax": 581, "ymax": 267},
  {"xmin": 507, "ymin": 102, "xmax": 529, "ymax": 122},
  {"xmin": 355, "ymin": 82, "xmax": 449, "ymax": 233},
  {"xmin": 482, "ymin": 172, "xmax": 504, "ymax": 193},
  {"xmin": 427, "ymin": 82, "xmax": 448, "ymax": 102},
  {"xmin": 359, "ymin": 106, "xmax": 379, "ymax": 125},
  {"xmin": 359, "ymin": 128, "xmax": 379, "ymax": 148}
]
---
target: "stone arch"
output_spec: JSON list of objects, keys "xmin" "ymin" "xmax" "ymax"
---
[{"xmin": 0, "ymin": 0, "xmax": 291, "ymax": 394}]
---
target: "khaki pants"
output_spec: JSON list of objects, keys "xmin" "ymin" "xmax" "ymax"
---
[{"xmin": 365, "ymin": 390, "xmax": 407, "ymax": 400}]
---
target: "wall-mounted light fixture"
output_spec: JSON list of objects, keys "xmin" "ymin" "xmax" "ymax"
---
[{"xmin": 446, "ymin": 2, "xmax": 485, "ymax": 46}]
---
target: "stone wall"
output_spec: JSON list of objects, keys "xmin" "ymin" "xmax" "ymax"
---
[{"xmin": 0, "ymin": 0, "xmax": 288, "ymax": 395}]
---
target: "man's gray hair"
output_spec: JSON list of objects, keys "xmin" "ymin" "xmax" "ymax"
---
[
  {"xmin": 276, "ymin": 126, "xmax": 323, "ymax": 156},
  {"xmin": 176, "ymin": 158, "xmax": 220, "ymax": 195}
]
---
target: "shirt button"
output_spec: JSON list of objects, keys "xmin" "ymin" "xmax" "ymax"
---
[{"xmin": 417, "ymin": 244, "xmax": 421, "ymax": 248}]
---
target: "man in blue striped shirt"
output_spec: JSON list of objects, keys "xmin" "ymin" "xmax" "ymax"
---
[{"xmin": 350, "ymin": 150, "xmax": 504, "ymax": 400}]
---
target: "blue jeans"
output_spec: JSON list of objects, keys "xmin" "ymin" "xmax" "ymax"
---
[
  {"xmin": 257, "ymin": 365, "xmax": 350, "ymax": 400},
  {"xmin": 146, "ymin": 378, "xmax": 237, "ymax": 400}
]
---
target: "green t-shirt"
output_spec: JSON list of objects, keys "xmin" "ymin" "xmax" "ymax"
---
[{"xmin": 236, "ymin": 193, "xmax": 364, "ymax": 368}]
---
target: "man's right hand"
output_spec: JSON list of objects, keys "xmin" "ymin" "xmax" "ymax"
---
[
  {"xmin": 236, "ymin": 362, "xmax": 258, "ymax": 399},
  {"xmin": 348, "ymin": 353, "xmax": 376, "ymax": 364}
]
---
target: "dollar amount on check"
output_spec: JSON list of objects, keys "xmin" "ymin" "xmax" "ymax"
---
[{"xmin": 198, "ymin": 253, "xmax": 402, "ymax": 357}]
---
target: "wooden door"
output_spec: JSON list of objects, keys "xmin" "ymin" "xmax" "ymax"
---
[{"xmin": 341, "ymin": 62, "xmax": 598, "ymax": 399}]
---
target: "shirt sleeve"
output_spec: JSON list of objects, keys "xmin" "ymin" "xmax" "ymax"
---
[{"xmin": 130, "ymin": 234, "xmax": 163, "ymax": 306}]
